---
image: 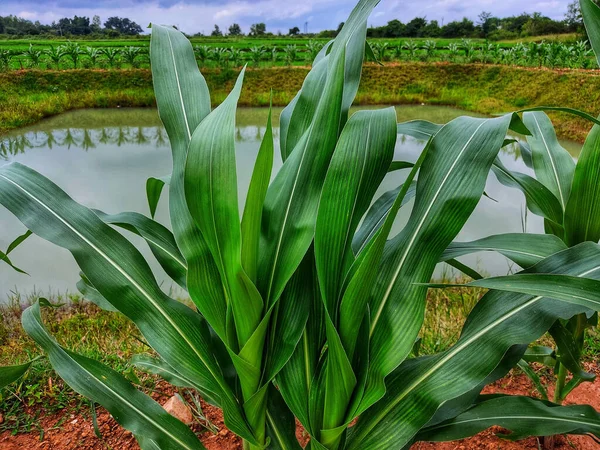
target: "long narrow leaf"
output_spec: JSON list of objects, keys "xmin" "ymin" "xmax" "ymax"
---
[
  {"xmin": 22, "ymin": 301, "xmax": 205, "ymax": 450},
  {"xmin": 416, "ymin": 395, "xmax": 600, "ymax": 442}
]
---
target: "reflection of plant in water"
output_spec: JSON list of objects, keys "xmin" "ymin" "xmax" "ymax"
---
[
  {"xmin": 80, "ymin": 129, "xmax": 96, "ymax": 151},
  {"xmin": 0, "ymin": 124, "xmax": 275, "ymax": 158}
]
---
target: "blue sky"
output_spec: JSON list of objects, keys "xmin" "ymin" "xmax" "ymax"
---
[{"xmin": 3, "ymin": 0, "xmax": 572, "ymax": 35}]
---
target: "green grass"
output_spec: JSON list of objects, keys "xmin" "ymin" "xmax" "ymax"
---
[{"xmin": 2, "ymin": 64, "xmax": 597, "ymax": 142}]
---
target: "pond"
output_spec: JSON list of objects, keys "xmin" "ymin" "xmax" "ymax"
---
[{"xmin": 0, "ymin": 106, "xmax": 582, "ymax": 303}]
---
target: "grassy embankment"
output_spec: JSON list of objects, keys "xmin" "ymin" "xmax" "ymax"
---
[{"xmin": 1, "ymin": 63, "xmax": 599, "ymax": 141}]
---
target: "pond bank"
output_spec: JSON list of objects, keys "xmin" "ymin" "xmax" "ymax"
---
[{"xmin": 1, "ymin": 63, "xmax": 599, "ymax": 141}]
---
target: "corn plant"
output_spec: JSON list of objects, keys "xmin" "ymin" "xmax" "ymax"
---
[
  {"xmin": 210, "ymin": 47, "xmax": 229, "ymax": 69},
  {"xmin": 3, "ymin": 1, "xmax": 600, "ymax": 449},
  {"xmin": 461, "ymin": 38, "xmax": 476, "ymax": 62},
  {"xmin": 22, "ymin": 44, "xmax": 42, "ymax": 69},
  {"xmin": 122, "ymin": 46, "xmax": 142, "ymax": 68},
  {"xmin": 402, "ymin": 39, "xmax": 418, "ymax": 59},
  {"xmin": 0, "ymin": 49, "xmax": 13, "ymax": 70},
  {"xmin": 44, "ymin": 45, "xmax": 65, "ymax": 69},
  {"xmin": 84, "ymin": 47, "xmax": 101, "ymax": 68},
  {"xmin": 193, "ymin": 45, "xmax": 211, "ymax": 67},
  {"xmin": 100, "ymin": 47, "xmax": 121, "ymax": 68},
  {"xmin": 249, "ymin": 45, "xmax": 266, "ymax": 67},
  {"xmin": 62, "ymin": 42, "xmax": 85, "ymax": 69},
  {"xmin": 229, "ymin": 47, "xmax": 243, "ymax": 68},
  {"xmin": 423, "ymin": 40, "xmax": 437, "ymax": 61},
  {"xmin": 447, "ymin": 42, "xmax": 460, "ymax": 62},
  {"xmin": 372, "ymin": 41, "xmax": 390, "ymax": 61},
  {"xmin": 270, "ymin": 46, "xmax": 279, "ymax": 65},
  {"xmin": 305, "ymin": 40, "xmax": 324, "ymax": 61},
  {"xmin": 283, "ymin": 44, "xmax": 298, "ymax": 66}
]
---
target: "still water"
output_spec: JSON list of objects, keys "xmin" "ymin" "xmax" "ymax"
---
[{"xmin": 0, "ymin": 106, "xmax": 581, "ymax": 302}]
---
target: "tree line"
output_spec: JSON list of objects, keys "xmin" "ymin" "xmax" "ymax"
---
[
  {"xmin": 0, "ymin": 15, "xmax": 143, "ymax": 37},
  {"xmin": 0, "ymin": 1, "xmax": 595, "ymax": 40}
]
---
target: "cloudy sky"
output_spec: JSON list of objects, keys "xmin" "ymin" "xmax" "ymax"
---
[{"xmin": 3, "ymin": 0, "xmax": 572, "ymax": 35}]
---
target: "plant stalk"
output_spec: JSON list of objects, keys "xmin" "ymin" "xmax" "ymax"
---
[{"xmin": 553, "ymin": 362, "xmax": 568, "ymax": 405}]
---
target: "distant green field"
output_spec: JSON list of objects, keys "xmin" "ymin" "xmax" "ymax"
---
[
  {"xmin": 0, "ymin": 36, "xmax": 560, "ymax": 53},
  {"xmin": 0, "ymin": 32, "xmax": 581, "ymax": 53}
]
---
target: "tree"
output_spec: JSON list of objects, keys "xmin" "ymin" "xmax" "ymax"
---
[
  {"xmin": 228, "ymin": 23, "xmax": 242, "ymax": 36},
  {"xmin": 385, "ymin": 19, "xmax": 405, "ymax": 37},
  {"xmin": 405, "ymin": 17, "xmax": 427, "ymax": 37},
  {"xmin": 289, "ymin": 26, "xmax": 300, "ymax": 36},
  {"xmin": 250, "ymin": 22, "xmax": 266, "ymax": 35},
  {"xmin": 564, "ymin": 0, "xmax": 599, "ymax": 31},
  {"xmin": 91, "ymin": 15, "xmax": 102, "ymax": 33},
  {"xmin": 478, "ymin": 11, "xmax": 495, "ymax": 37},
  {"xmin": 103, "ymin": 17, "xmax": 143, "ymax": 35},
  {"xmin": 211, "ymin": 24, "xmax": 223, "ymax": 37}
]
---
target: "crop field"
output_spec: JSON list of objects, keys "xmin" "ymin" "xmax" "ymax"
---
[{"xmin": 0, "ymin": 36, "xmax": 596, "ymax": 71}]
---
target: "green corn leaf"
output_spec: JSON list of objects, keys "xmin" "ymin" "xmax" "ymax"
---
[
  {"xmin": 266, "ymin": 385, "xmax": 303, "ymax": 450},
  {"xmin": 441, "ymin": 233, "xmax": 567, "ymax": 269},
  {"xmin": 185, "ymin": 68, "xmax": 263, "ymax": 350},
  {"xmin": 491, "ymin": 158, "xmax": 564, "ymax": 226},
  {"xmin": 564, "ymin": 120, "xmax": 600, "ymax": 246},
  {"xmin": 347, "ymin": 243, "xmax": 600, "ymax": 450},
  {"xmin": 388, "ymin": 161, "xmax": 414, "ymax": 172},
  {"xmin": 94, "ymin": 210, "xmax": 187, "ymax": 289},
  {"xmin": 22, "ymin": 301, "xmax": 205, "ymax": 450},
  {"xmin": 151, "ymin": 24, "xmax": 229, "ymax": 347},
  {"xmin": 361, "ymin": 114, "xmax": 516, "ymax": 415},
  {"xmin": 396, "ymin": 120, "xmax": 442, "ymax": 140},
  {"xmin": 316, "ymin": 107, "xmax": 397, "ymax": 317},
  {"xmin": 424, "ymin": 344, "xmax": 528, "ymax": 429},
  {"xmin": 76, "ymin": 273, "xmax": 118, "ymax": 312},
  {"xmin": 351, "ymin": 182, "xmax": 417, "ymax": 256},
  {"xmin": 132, "ymin": 354, "xmax": 195, "ymax": 389},
  {"xmin": 581, "ymin": 0, "xmax": 600, "ymax": 66},
  {"xmin": 523, "ymin": 345, "xmax": 556, "ymax": 366},
  {"xmin": 466, "ymin": 273, "xmax": 600, "ymax": 311},
  {"xmin": 548, "ymin": 321, "xmax": 595, "ymax": 381},
  {"xmin": 0, "ymin": 249, "xmax": 28, "ymax": 274},
  {"xmin": 513, "ymin": 107, "xmax": 600, "ymax": 128},
  {"xmin": 523, "ymin": 112, "xmax": 575, "ymax": 211},
  {"xmin": 277, "ymin": 248, "xmax": 325, "ymax": 433},
  {"xmin": 0, "ymin": 361, "xmax": 34, "ymax": 389},
  {"xmin": 1, "ymin": 229, "xmax": 32, "ymax": 274},
  {"xmin": 517, "ymin": 360, "xmax": 549, "ymax": 400},
  {"xmin": 444, "ymin": 258, "xmax": 483, "ymax": 280},
  {"xmin": 519, "ymin": 141, "xmax": 533, "ymax": 169},
  {"xmin": 258, "ymin": 47, "xmax": 346, "ymax": 304},
  {"xmin": 416, "ymin": 395, "xmax": 600, "ymax": 442},
  {"xmin": 340, "ymin": 144, "xmax": 432, "ymax": 405},
  {"xmin": 242, "ymin": 104, "xmax": 274, "ymax": 282},
  {"xmin": 6, "ymin": 229, "xmax": 32, "ymax": 254},
  {"xmin": 0, "ymin": 162, "xmax": 256, "ymax": 443},
  {"xmin": 263, "ymin": 1, "xmax": 378, "ymax": 303},
  {"xmin": 146, "ymin": 175, "xmax": 170, "ymax": 219}
]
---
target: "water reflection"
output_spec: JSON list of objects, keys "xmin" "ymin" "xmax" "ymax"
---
[
  {"xmin": 1, "ymin": 122, "xmax": 279, "ymax": 159},
  {"xmin": 0, "ymin": 106, "xmax": 582, "ymax": 302}
]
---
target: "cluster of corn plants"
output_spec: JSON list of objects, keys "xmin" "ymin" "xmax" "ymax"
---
[
  {"xmin": 4, "ymin": 38, "xmax": 597, "ymax": 71},
  {"xmin": 2, "ymin": 1, "xmax": 600, "ymax": 449},
  {"xmin": 7, "ymin": 43, "xmax": 148, "ymax": 69}
]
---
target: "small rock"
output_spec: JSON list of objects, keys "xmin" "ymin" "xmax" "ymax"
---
[
  {"xmin": 70, "ymin": 418, "xmax": 78, "ymax": 425},
  {"xmin": 163, "ymin": 395, "xmax": 193, "ymax": 425}
]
